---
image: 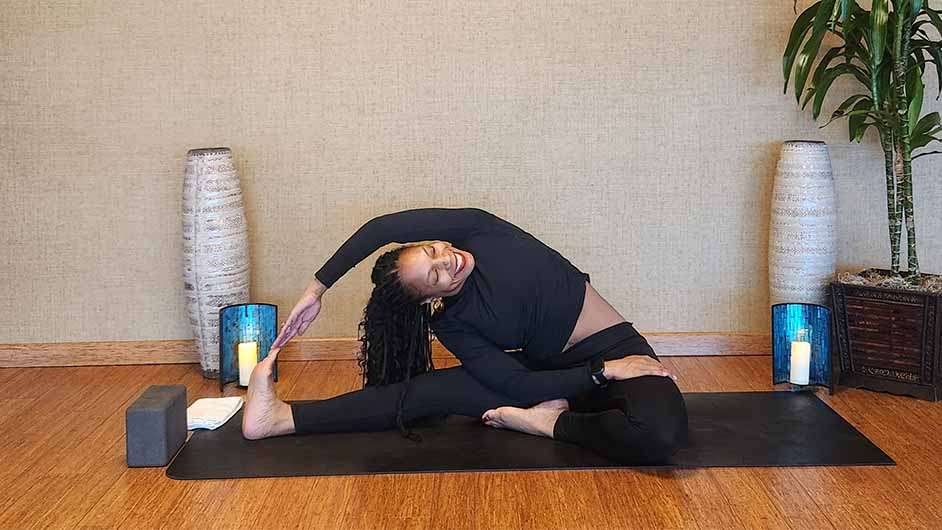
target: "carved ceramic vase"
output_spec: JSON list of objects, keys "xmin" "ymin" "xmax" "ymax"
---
[
  {"xmin": 182, "ymin": 147, "xmax": 250, "ymax": 378},
  {"xmin": 768, "ymin": 140, "xmax": 837, "ymax": 306}
]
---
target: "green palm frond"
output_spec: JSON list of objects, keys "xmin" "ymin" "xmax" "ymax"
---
[{"xmin": 782, "ymin": 0, "xmax": 939, "ymax": 281}]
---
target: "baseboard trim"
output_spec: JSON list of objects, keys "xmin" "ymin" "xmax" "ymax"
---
[{"xmin": 0, "ymin": 332, "xmax": 770, "ymax": 368}]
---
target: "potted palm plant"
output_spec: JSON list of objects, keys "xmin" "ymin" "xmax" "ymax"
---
[{"xmin": 783, "ymin": 0, "xmax": 942, "ymax": 400}]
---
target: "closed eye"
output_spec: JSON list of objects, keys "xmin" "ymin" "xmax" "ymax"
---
[{"xmin": 425, "ymin": 246, "xmax": 440, "ymax": 284}]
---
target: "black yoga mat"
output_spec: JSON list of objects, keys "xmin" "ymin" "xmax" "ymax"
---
[{"xmin": 166, "ymin": 391, "xmax": 894, "ymax": 480}]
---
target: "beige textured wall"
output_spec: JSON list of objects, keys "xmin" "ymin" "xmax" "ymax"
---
[{"xmin": 2, "ymin": 1, "xmax": 940, "ymax": 344}]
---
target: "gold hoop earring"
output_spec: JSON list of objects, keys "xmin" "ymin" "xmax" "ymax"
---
[{"xmin": 429, "ymin": 297, "xmax": 444, "ymax": 315}]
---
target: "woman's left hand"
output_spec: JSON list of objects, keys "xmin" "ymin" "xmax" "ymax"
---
[{"xmin": 603, "ymin": 356, "xmax": 676, "ymax": 382}]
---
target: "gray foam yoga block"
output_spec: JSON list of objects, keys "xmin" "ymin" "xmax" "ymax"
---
[{"xmin": 126, "ymin": 384, "xmax": 187, "ymax": 467}]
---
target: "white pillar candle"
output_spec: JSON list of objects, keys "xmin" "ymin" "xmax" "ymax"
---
[
  {"xmin": 789, "ymin": 340, "xmax": 811, "ymax": 385},
  {"xmin": 238, "ymin": 341, "xmax": 258, "ymax": 386}
]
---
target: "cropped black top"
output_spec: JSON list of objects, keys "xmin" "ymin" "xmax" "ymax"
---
[{"xmin": 314, "ymin": 207, "xmax": 597, "ymax": 401}]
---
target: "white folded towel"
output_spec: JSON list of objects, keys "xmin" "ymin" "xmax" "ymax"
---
[{"xmin": 187, "ymin": 396, "xmax": 244, "ymax": 430}]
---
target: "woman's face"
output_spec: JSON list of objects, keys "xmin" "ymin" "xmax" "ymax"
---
[{"xmin": 398, "ymin": 241, "xmax": 475, "ymax": 302}]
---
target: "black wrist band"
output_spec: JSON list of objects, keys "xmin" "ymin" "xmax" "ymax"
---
[{"xmin": 589, "ymin": 357, "xmax": 608, "ymax": 387}]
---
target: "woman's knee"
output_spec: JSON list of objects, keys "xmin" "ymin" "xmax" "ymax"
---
[
  {"xmin": 644, "ymin": 410, "xmax": 687, "ymax": 460},
  {"xmin": 605, "ymin": 411, "xmax": 686, "ymax": 463},
  {"xmin": 609, "ymin": 384, "xmax": 689, "ymax": 462}
]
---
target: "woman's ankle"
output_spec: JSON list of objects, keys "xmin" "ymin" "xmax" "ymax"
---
[
  {"xmin": 274, "ymin": 400, "xmax": 297, "ymax": 436},
  {"xmin": 551, "ymin": 410, "xmax": 571, "ymax": 440}
]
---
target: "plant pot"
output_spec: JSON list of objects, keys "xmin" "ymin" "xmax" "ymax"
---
[{"xmin": 829, "ymin": 268, "xmax": 942, "ymax": 401}]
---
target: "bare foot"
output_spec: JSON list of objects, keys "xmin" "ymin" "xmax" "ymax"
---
[
  {"xmin": 532, "ymin": 398, "xmax": 569, "ymax": 411},
  {"xmin": 242, "ymin": 348, "xmax": 295, "ymax": 440},
  {"xmin": 481, "ymin": 399, "xmax": 568, "ymax": 438}
]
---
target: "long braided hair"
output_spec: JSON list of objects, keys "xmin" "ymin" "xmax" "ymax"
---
[{"xmin": 356, "ymin": 244, "xmax": 438, "ymax": 442}]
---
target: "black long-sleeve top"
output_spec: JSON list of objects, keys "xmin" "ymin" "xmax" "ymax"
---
[{"xmin": 314, "ymin": 207, "xmax": 597, "ymax": 401}]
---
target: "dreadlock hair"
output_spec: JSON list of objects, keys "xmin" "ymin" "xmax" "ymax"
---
[{"xmin": 356, "ymin": 244, "xmax": 437, "ymax": 442}]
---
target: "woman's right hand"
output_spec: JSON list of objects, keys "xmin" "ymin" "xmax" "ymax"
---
[
  {"xmin": 271, "ymin": 278, "xmax": 326, "ymax": 351},
  {"xmin": 603, "ymin": 356, "xmax": 677, "ymax": 382}
]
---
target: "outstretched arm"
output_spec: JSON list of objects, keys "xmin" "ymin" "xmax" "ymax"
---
[
  {"xmin": 432, "ymin": 317, "xmax": 597, "ymax": 402},
  {"xmin": 313, "ymin": 207, "xmax": 492, "ymax": 289}
]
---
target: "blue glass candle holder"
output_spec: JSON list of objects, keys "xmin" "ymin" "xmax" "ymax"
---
[
  {"xmin": 219, "ymin": 303, "xmax": 279, "ymax": 391},
  {"xmin": 771, "ymin": 302, "xmax": 834, "ymax": 393}
]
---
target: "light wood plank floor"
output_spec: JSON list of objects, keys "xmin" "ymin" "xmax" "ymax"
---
[{"xmin": 1, "ymin": 356, "xmax": 940, "ymax": 529}]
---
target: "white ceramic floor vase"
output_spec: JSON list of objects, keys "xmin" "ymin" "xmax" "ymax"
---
[
  {"xmin": 183, "ymin": 147, "xmax": 250, "ymax": 378},
  {"xmin": 769, "ymin": 140, "xmax": 837, "ymax": 307}
]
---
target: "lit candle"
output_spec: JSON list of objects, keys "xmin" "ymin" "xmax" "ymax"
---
[
  {"xmin": 238, "ymin": 341, "xmax": 258, "ymax": 386},
  {"xmin": 789, "ymin": 336, "xmax": 811, "ymax": 385}
]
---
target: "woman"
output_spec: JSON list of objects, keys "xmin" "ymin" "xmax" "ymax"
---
[{"xmin": 242, "ymin": 207, "xmax": 688, "ymax": 465}]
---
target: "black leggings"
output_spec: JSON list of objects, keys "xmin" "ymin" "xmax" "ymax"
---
[{"xmin": 290, "ymin": 321, "xmax": 689, "ymax": 465}]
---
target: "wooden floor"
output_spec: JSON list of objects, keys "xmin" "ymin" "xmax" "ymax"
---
[{"xmin": 2, "ymin": 356, "xmax": 941, "ymax": 530}]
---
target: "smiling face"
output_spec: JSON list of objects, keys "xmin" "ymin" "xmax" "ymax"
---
[{"xmin": 397, "ymin": 241, "xmax": 475, "ymax": 303}]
